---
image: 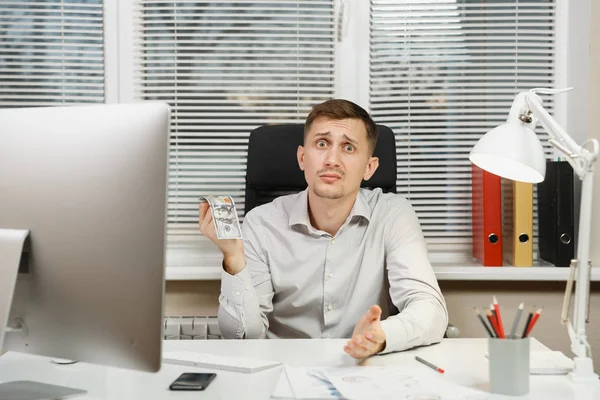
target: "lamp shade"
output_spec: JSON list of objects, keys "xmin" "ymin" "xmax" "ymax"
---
[{"xmin": 469, "ymin": 122, "xmax": 546, "ymax": 183}]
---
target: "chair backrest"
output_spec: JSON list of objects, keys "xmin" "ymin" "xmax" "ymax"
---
[{"xmin": 244, "ymin": 123, "xmax": 397, "ymax": 215}]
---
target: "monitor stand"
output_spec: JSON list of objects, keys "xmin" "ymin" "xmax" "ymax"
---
[
  {"xmin": 0, "ymin": 229, "xmax": 87, "ymax": 400},
  {"xmin": 0, "ymin": 381, "xmax": 86, "ymax": 400},
  {"xmin": 0, "ymin": 229, "xmax": 28, "ymax": 351}
]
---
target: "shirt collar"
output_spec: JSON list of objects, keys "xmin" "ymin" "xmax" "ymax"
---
[{"xmin": 288, "ymin": 189, "xmax": 372, "ymax": 228}]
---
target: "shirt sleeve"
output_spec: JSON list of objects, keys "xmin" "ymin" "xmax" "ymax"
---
[
  {"xmin": 217, "ymin": 211, "xmax": 275, "ymax": 339},
  {"xmin": 379, "ymin": 199, "xmax": 448, "ymax": 353}
]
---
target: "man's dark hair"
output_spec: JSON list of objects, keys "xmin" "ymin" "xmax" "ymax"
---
[{"xmin": 304, "ymin": 99, "xmax": 378, "ymax": 154}]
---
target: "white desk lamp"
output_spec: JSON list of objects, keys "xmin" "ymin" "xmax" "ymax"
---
[{"xmin": 469, "ymin": 88, "xmax": 599, "ymax": 382}]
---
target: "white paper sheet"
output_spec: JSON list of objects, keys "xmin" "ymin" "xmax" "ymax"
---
[
  {"xmin": 530, "ymin": 351, "xmax": 573, "ymax": 375},
  {"xmin": 271, "ymin": 365, "xmax": 488, "ymax": 400},
  {"xmin": 271, "ymin": 365, "xmax": 342, "ymax": 399},
  {"xmin": 319, "ymin": 366, "xmax": 489, "ymax": 400}
]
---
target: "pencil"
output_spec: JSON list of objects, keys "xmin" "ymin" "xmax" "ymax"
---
[
  {"xmin": 485, "ymin": 309, "xmax": 500, "ymax": 337},
  {"xmin": 509, "ymin": 302, "xmax": 524, "ymax": 339},
  {"xmin": 489, "ymin": 302, "xmax": 500, "ymax": 335},
  {"xmin": 492, "ymin": 296, "xmax": 506, "ymax": 339},
  {"xmin": 521, "ymin": 306, "xmax": 535, "ymax": 339},
  {"xmin": 523, "ymin": 308, "xmax": 543, "ymax": 338},
  {"xmin": 473, "ymin": 307, "xmax": 495, "ymax": 337},
  {"xmin": 415, "ymin": 356, "xmax": 444, "ymax": 374}
]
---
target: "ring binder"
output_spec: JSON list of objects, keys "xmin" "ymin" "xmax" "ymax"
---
[
  {"xmin": 472, "ymin": 164, "xmax": 503, "ymax": 266},
  {"xmin": 538, "ymin": 161, "xmax": 575, "ymax": 267}
]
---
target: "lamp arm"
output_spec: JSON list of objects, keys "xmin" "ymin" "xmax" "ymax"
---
[{"xmin": 524, "ymin": 93, "xmax": 598, "ymax": 179}]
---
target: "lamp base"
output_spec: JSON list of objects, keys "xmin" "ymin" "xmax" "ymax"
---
[{"xmin": 569, "ymin": 357, "xmax": 599, "ymax": 382}]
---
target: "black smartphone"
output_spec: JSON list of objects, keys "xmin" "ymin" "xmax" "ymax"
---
[{"xmin": 169, "ymin": 372, "xmax": 217, "ymax": 391}]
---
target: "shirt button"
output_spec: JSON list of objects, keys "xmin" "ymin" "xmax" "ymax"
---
[
  {"xmin": 234, "ymin": 291, "xmax": 240, "ymax": 296},
  {"xmin": 328, "ymin": 272, "xmax": 333, "ymax": 279},
  {"xmin": 327, "ymin": 304, "xmax": 333, "ymax": 311},
  {"xmin": 330, "ymin": 239, "xmax": 336, "ymax": 245}
]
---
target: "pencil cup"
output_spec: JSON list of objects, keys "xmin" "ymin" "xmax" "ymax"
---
[{"xmin": 488, "ymin": 337, "xmax": 529, "ymax": 396}]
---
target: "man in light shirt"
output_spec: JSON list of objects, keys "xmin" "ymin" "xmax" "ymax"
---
[{"xmin": 199, "ymin": 99, "xmax": 448, "ymax": 358}]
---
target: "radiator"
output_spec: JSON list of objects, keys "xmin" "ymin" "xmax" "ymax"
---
[
  {"xmin": 163, "ymin": 316, "xmax": 222, "ymax": 340},
  {"xmin": 163, "ymin": 317, "xmax": 461, "ymax": 340}
]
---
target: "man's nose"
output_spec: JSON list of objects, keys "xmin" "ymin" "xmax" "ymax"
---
[{"xmin": 324, "ymin": 147, "xmax": 341, "ymax": 167}]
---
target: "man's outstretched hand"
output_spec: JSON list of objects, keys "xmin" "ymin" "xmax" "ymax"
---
[{"xmin": 344, "ymin": 305, "xmax": 386, "ymax": 359}]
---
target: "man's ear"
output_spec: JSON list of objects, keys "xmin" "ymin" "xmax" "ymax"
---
[
  {"xmin": 363, "ymin": 156, "xmax": 379, "ymax": 181},
  {"xmin": 297, "ymin": 145, "xmax": 305, "ymax": 171}
]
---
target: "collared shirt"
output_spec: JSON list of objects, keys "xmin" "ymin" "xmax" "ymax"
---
[{"xmin": 218, "ymin": 188, "xmax": 448, "ymax": 353}]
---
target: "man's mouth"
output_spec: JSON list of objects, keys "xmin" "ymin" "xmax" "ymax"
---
[{"xmin": 319, "ymin": 173, "xmax": 342, "ymax": 182}]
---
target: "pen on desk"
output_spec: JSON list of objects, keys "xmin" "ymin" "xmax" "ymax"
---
[
  {"xmin": 523, "ymin": 308, "xmax": 543, "ymax": 338},
  {"xmin": 473, "ymin": 307, "xmax": 495, "ymax": 337},
  {"xmin": 492, "ymin": 296, "xmax": 506, "ymax": 339},
  {"xmin": 485, "ymin": 309, "xmax": 500, "ymax": 337},
  {"xmin": 521, "ymin": 306, "xmax": 535, "ymax": 339},
  {"xmin": 509, "ymin": 302, "xmax": 524, "ymax": 339},
  {"xmin": 415, "ymin": 356, "xmax": 444, "ymax": 374}
]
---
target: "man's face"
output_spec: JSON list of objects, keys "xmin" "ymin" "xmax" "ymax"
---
[{"xmin": 297, "ymin": 117, "xmax": 379, "ymax": 200}]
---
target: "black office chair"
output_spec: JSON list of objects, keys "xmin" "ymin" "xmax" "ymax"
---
[{"xmin": 244, "ymin": 123, "xmax": 396, "ymax": 214}]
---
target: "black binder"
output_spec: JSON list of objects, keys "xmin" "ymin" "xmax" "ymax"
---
[{"xmin": 537, "ymin": 161, "xmax": 575, "ymax": 267}]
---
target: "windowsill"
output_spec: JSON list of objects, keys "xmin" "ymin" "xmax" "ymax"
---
[
  {"xmin": 431, "ymin": 263, "xmax": 600, "ymax": 281},
  {"xmin": 165, "ymin": 241, "xmax": 600, "ymax": 282}
]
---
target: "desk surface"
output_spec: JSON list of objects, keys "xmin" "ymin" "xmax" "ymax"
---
[{"xmin": 1, "ymin": 338, "xmax": 599, "ymax": 400}]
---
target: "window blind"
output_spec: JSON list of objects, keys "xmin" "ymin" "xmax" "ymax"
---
[
  {"xmin": 135, "ymin": 0, "xmax": 336, "ymax": 240},
  {"xmin": 0, "ymin": 0, "xmax": 105, "ymax": 107},
  {"xmin": 369, "ymin": 0, "xmax": 555, "ymax": 256}
]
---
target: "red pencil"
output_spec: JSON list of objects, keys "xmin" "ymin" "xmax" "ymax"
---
[
  {"xmin": 491, "ymin": 298, "xmax": 505, "ymax": 338},
  {"xmin": 524, "ymin": 308, "xmax": 543, "ymax": 338},
  {"xmin": 492, "ymin": 296, "xmax": 505, "ymax": 339}
]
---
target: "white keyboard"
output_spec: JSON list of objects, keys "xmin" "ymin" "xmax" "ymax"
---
[{"xmin": 162, "ymin": 351, "xmax": 282, "ymax": 374}]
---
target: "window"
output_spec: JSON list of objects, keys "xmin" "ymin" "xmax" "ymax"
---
[
  {"xmin": 135, "ymin": 0, "xmax": 336, "ymax": 244},
  {"xmin": 0, "ymin": 0, "xmax": 105, "ymax": 107},
  {"xmin": 369, "ymin": 0, "xmax": 555, "ymax": 260},
  {"xmin": 130, "ymin": 0, "xmax": 560, "ymax": 269}
]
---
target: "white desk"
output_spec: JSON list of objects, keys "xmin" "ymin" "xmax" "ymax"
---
[{"xmin": 1, "ymin": 338, "xmax": 599, "ymax": 399}]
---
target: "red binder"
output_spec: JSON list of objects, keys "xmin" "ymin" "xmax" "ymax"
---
[{"xmin": 471, "ymin": 164, "xmax": 503, "ymax": 266}]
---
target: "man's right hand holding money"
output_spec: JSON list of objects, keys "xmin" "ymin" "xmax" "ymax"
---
[{"xmin": 199, "ymin": 202, "xmax": 245, "ymax": 275}]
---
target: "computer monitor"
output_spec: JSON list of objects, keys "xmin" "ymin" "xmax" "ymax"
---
[{"xmin": 0, "ymin": 103, "xmax": 170, "ymax": 378}]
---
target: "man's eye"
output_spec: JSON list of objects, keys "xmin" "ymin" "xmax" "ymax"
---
[
  {"xmin": 316, "ymin": 140, "xmax": 327, "ymax": 148},
  {"xmin": 344, "ymin": 144, "xmax": 355, "ymax": 152}
]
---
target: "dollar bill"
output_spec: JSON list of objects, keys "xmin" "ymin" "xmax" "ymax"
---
[{"xmin": 200, "ymin": 195, "xmax": 243, "ymax": 240}]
